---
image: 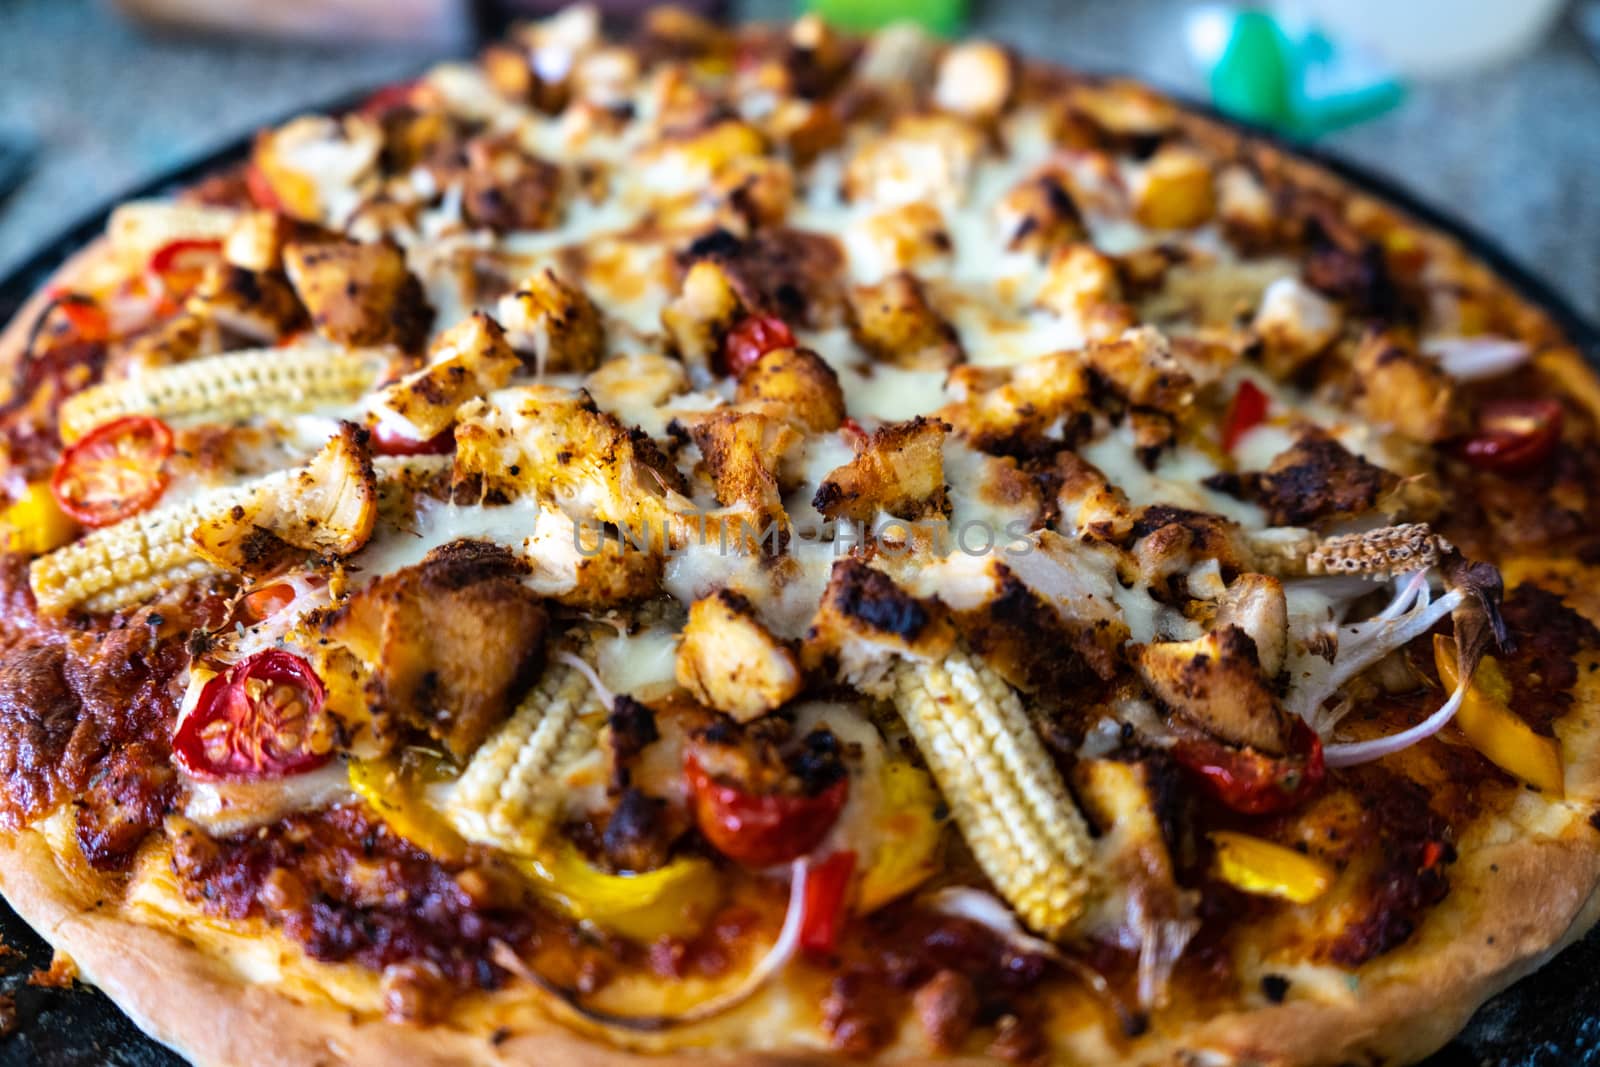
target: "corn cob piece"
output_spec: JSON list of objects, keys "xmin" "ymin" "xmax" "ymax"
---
[
  {"xmin": 444, "ymin": 651, "xmax": 606, "ymax": 855},
  {"xmin": 107, "ymin": 200, "xmax": 239, "ymax": 270},
  {"xmin": 891, "ymin": 649, "xmax": 1094, "ymax": 940},
  {"xmin": 59, "ymin": 345, "xmax": 390, "ymax": 443},
  {"xmin": 30, "ymin": 485, "xmax": 255, "ymax": 616}
]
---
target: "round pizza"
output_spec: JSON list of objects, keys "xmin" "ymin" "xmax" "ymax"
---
[{"xmin": 3, "ymin": 6, "xmax": 1599, "ymax": 1065}]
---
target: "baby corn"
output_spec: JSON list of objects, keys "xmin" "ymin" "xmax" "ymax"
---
[
  {"xmin": 892, "ymin": 649, "xmax": 1094, "ymax": 940},
  {"xmin": 445, "ymin": 652, "xmax": 605, "ymax": 855},
  {"xmin": 59, "ymin": 344, "xmax": 389, "ymax": 443},
  {"xmin": 30, "ymin": 485, "xmax": 254, "ymax": 616}
]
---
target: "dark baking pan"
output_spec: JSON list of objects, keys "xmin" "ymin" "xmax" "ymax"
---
[{"xmin": 0, "ymin": 85, "xmax": 1596, "ymax": 1067}]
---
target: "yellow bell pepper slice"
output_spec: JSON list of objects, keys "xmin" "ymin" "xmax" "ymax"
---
[
  {"xmin": 1435, "ymin": 635, "xmax": 1564, "ymax": 796},
  {"xmin": 518, "ymin": 846, "xmax": 720, "ymax": 944},
  {"xmin": 856, "ymin": 758, "xmax": 946, "ymax": 914},
  {"xmin": 1210, "ymin": 831, "xmax": 1334, "ymax": 904},
  {"xmin": 349, "ymin": 754, "xmax": 470, "ymax": 863},
  {"xmin": 1, "ymin": 482, "xmax": 77, "ymax": 555}
]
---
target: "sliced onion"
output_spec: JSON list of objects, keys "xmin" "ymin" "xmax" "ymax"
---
[
  {"xmin": 924, "ymin": 887, "xmax": 1066, "ymax": 962},
  {"xmin": 491, "ymin": 858, "xmax": 807, "ymax": 1032},
  {"xmin": 1426, "ymin": 336, "xmax": 1531, "ymax": 381},
  {"xmin": 556, "ymin": 649, "xmax": 618, "ymax": 710},
  {"xmin": 1323, "ymin": 680, "xmax": 1467, "ymax": 767}
]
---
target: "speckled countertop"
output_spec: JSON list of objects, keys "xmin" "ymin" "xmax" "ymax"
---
[{"xmin": 1, "ymin": 0, "xmax": 1598, "ymax": 324}]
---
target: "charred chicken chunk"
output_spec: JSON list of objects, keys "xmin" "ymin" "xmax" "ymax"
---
[
  {"xmin": 185, "ymin": 263, "xmax": 306, "ymax": 345},
  {"xmin": 677, "ymin": 590, "xmax": 803, "ymax": 721},
  {"xmin": 191, "ymin": 422, "xmax": 377, "ymax": 576},
  {"xmin": 848, "ymin": 272, "xmax": 963, "ymax": 371},
  {"xmin": 734, "ymin": 346, "xmax": 846, "ymax": 433},
  {"xmin": 813, "ymin": 416, "xmax": 948, "ymax": 522},
  {"xmin": 1134, "ymin": 625, "xmax": 1292, "ymax": 753},
  {"xmin": 461, "ymin": 136, "xmax": 567, "ymax": 233},
  {"xmin": 284, "ymin": 236, "xmax": 432, "ymax": 350},
  {"xmin": 495, "ymin": 269, "xmax": 605, "ymax": 374},
  {"xmin": 1248, "ymin": 430, "xmax": 1400, "ymax": 528},
  {"xmin": 323, "ymin": 541, "xmax": 547, "ymax": 758},
  {"xmin": 1352, "ymin": 331, "xmax": 1464, "ymax": 443},
  {"xmin": 802, "ymin": 558, "xmax": 956, "ymax": 695},
  {"xmin": 366, "ymin": 313, "xmax": 523, "ymax": 442}
]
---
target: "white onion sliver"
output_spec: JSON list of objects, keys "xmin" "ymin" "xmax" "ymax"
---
[
  {"xmin": 1323, "ymin": 682, "xmax": 1467, "ymax": 767},
  {"xmin": 555, "ymin": 649, "xmax": 617, "ymax": 710},
  {"xmin": 925, "ymin": 887, "xmax": 1065, "ymax": 962},
  {"xmin": 492, "ymin": 858, "xmax": 808, "ymax": 1031},
  {"xmin": 1427, "ymin": 336, "xmax": 1531, "ymax": 382}
]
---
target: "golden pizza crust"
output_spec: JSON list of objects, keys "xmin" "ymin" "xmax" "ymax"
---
[{"xmin": 4, "ymin": 78, "xmax": 1600, "ymax": 1067}]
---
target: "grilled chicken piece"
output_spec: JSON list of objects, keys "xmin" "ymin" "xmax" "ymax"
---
[
  {"xmin": 120, "ymin": 312, "xmax": 223, "ymax": 373},
  {"xmin": 712, "ymin": 155, "xmax": 796, "ymax": 231},
  {"xmin": 454, "ymin": 385, "xmax": 690, "ymax": 533},
  {"xmin": 1035, "ymin": 244, "xmax": 1136, "ymax": 341},
  {"xmin": 677, "ymin": 590, "xmax": 803, "ymax": 721},
  {"xmin": 1074, "ymin": 758, "xmax": 1195, "ymax": 1011},
  {"xmin": 1212, "ymin": 573, "xmax": 1289, "ymax": 678},
  {"xmin": 366, "ymin": 313, "xmax": 522, "ymax": 441},
  {"xmin": 813, "ymin": 416, "xmax": 948, "ymax": 522},
  {"xmin": 223, "ymin": 210, "xmax": 335, "ymax": 273},
  {"xmin": 1052, "ymin": 451, "xmax": 1134, "ymax": 543},
  {"xmin": 942, "ymin": 351, "xmax": 1092, "ymax": 452},
  {"xmin": 996, "ymin": 174, "xmax": 1086, "ymax": 255},
  {"xmin": 1129, "ymin": 505, "xmax": 1252, "ymax": 590},
  {"xmin": 496, "ymin": 269, "xmax": 605, "ymax": 374},
  {"xmin": 662, "ymin": 259, "xmax": 745, "ymax": 379},
  {"xmin": 1249, "ymin": 431, "xmax": 1400, "ymax": 528},
  {"xmin": 686, "ymin": 409, "xmax": 801, "ymax": 523},
  {"xmin": 462, "ymin": 136, "xmax": 567, "ymax": 232},
  {"xmin": 1081, "ymin": 327, "xmax": 1198, "ymax": 411},
  {"xmin": 583, "ymin": 353, "xmax": 690, "ymax": 430},
  {"xmin": 1134, "ymin": 625, "xmax": 1292, "ymax": 754},
  {"xmin": 1254, "ymin": 277, "xmax": 1341, "ymax": 378},
  {"xmin": 843, "ymin": 113, "xmax": 983, "ymax": 209},
  {"xmin": 1131, "ymin": 145, "xmax": 1216, "ymax": 231},
  {"xmin": 522, "ymin": 507, "xmax": 663, "ymax": 608},
  {"xmin": 854, "ymin": 203, "xmax": 952, "ymax": 277},
  {"xmin": 322, "ymin": 541, "xmax": 548, "ymax": 758},
  {"xmin": 933, "ymin": 41, "xmax": 1015, "ymax": 120},
  {"xmin": 1353, "ymin": 331, "xmax": 1464, "ymax": 443},
  {"xmin": 848, "ymin": 272, "xmax": 963, "ymax": 371},
  {"xmin": 803, "ymin": 559, "xmax": 957, "ymax": 697},
  {"xmin": 735, "ymin": 347, "xmax": 845, "ymax": 433},
  {"xmin": 190, "ymin": 422, "xmax": 378, "ymax": 576},
  {"xmin": 185, "ymin": 263, "xmax": 306, "ymax": 344},
  {"xmin": 284, "ymin": 237, "xmax": 432, "ymax": 350}
]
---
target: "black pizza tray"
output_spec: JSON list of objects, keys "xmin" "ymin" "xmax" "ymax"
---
[{"xmin": 1, "ymin": 87, "xmax": 1597, "ymax": 1067}]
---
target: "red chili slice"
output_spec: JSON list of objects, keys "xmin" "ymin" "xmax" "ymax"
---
[
  {"xmin": 1171, "ymin": 719, "xmax": 1326, "ymax": 816},
  {"xmin": 684, "ymin": 754, "xmax": 849, "ymax": 868},
  {"xmin": 799, "ymin": 850, "xmax": 857, "ymax": 955},
  {"xmin": 237, "ymin": 583, "xmax": 300, "ymax": 625},
  {"xmin": 1221, "ymin": 379, "xmax": 1270, "ymax": 453},
  {"xmin": 721, "ymin": 314, "xmax": 796, "ymax": 378},
  {"xmin": 44, "ymin": 288, "xmax": 111, "ymax": 345},
  {"xmin": 1458, "ymin": 398, "xmax": 1563, "ymax": 474},
  {"xmin": 173, "ymin": 650, "xmax": 333, "ymax": 781},
  {"xmin": 50, "ymin": 415, "xmax": 174, "ymax": 527},
  {"xmin": 149, "ymin": 238, "xmax": 223, "ymax": 299},
  {"xmin": 371, "ymin": 423, "xmax": 455, "ymax": 457}
]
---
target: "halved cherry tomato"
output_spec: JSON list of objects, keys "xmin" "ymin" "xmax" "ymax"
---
[
  {"xmin": 174, "ymin": 650, "xmax": 333, "ymax": 781},
  {"xmin": 360, "ymin": 80, "xmax": 421, "ymax": 117},
  {"xmin": 149, "ymin": 238, "xmax": 223, "ymax": 299},
  {"xmin": 799, "ymin": 850, "xmax": 857, "ymax": 955},
  {"xmin": 244, "ymin": 161, "xmax": 284, "ymax": 213},
  {"xmin": 371, "ymin": 423, "xmax": 455, "ymax": 457},
  {"xmin": 238, "ymin": 582, "xmax": 299, "ymax": 624},
  {"xmin": 684, "ymin": 754, "xmax": 849, "ymax": 868},
  {"xmin": 1458, "ymin": 398, "xmax": 1563, "ymax": 474},
  {"xmin": 44, "ymin": 288, "xmax": 111, "ymax": 345},
  {"xmin": 721, "ymin": 314, "xmax": 796, "ymax": 378},
  {"xmin": 1171, "ymin": 719, "xmax": 1325, "ymax": 815},
  {"xmin": 1221, "ymin": 379, "xmax": 1269, "ymax": 453},
  {"xmin": 50, "ymin": 415, "xmax": 174, "ymax": 527}
]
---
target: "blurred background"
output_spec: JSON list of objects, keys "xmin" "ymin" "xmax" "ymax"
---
[{"xmin": 0, "ymin": 0, "xmax": 1597, "ymax": 318}]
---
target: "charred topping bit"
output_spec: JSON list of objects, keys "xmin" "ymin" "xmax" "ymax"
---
[{"xmin": 1239, "ymin": 431, "xmax": 1400, "ymax": 528}]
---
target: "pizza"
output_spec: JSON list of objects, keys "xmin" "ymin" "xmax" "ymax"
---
[{"xmin": 3, "ymin": 6, "xmax": 1600, "ymax": 1064}]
